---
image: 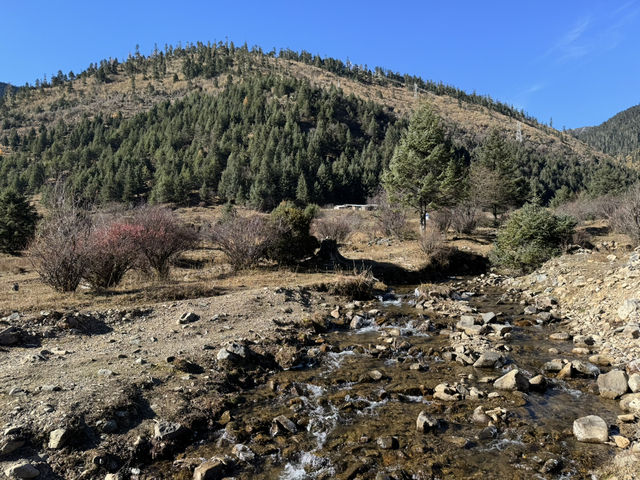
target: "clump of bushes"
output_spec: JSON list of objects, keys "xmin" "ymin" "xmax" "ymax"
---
[
  {"xmin": 209, "ymin": 210, "xmax": 273, "ymax": 270},
  {"xmin": 418, "ymin": 227, "xmax": 445, "ymax": 256},
  {"xmin": 311, "ymin": 212, "xmax": 356, "ymax": 243},
  {"xmin": 29, "ymin": 204, "xmax": 197, "ymax": 292},
  {"xmin": 491, "ymin": 203, "xmax": 576, "ymax": 272}
]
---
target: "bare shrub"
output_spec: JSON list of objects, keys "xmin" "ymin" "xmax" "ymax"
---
[
  {"xmin": 571, "ymin": 229, "xmax": 593, "ymax": 249},
  {"xmin": 29, "ymin": 205, "xmax": 91, "ymax": 292},
  {"xmin": 610, "ymin": 185, "xmax": 640, "ymax": 245},
  {"xmin": 327, "ymin": 269, "xmax": 375, "ymax": 300},
  {"xmin": 84, "ymin": 215, "xmax": 142, "ymax": 289},
  {"xmin": 418, "ymin": 227, "xmax": 445, "ymax": 256},
  {"xmin": 312, "ymin": 212, "xmax": 357, "ymax": 243},
  {"xmin": 132, "ymin": 205, "xmax": 198, "ymax": 278},
  {"xmin": 370, "ymin": 191, "xmax": 408, "ymax": 239},
  {"xmin": 554, "ymin": 195, "xmax": 622, "ymax": 222},
  {"xmin": 209, "ymin": 213, "xmax": 273, "ymax": 270},
  {"xmin": 430, "ymin": 208, "xmax": 452, "ymax": 234},
  {"xmin": 450, "ymin": 204, "xmax": 478, "ymax": 235}
]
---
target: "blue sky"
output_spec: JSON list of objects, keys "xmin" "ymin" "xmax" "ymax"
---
[{"xmin": 2, "ymin": 0, "xmax": 639, "ymax": 128}]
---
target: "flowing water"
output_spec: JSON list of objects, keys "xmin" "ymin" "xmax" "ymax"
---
[{"xmin": 172, "ymin": 280, "xmax": 622, "ymax": 479}]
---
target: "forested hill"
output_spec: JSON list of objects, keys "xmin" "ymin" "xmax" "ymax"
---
[
  {"xmin": 0, "ymin": 41, "xmax": 635, "ymax": 207},
  {"xmin": 570, "ymin": 104, "xmax": 640, "ymax": 164},
  {"xmin": 0, "ymin": 83, "xmax": 13, "ymax": 98}
]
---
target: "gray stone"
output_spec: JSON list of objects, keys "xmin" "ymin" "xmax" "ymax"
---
[
  {"xmin": 589, "ymin": 354, "xmax": 614, "ymax": 366},
  {"xmin": 618, "ymin": 299, "xmax": 640, "ymax": 320},
  {"xmin": 493, "ymin": 369, "xmax": 530, "ymax": 392},
  {"xmin": 473, "ymin": 351, "xmax": 503, "ymax": 369},
  {"xmin": 193, "ymin": 458, "xmax": 228, "ymax": 480},
  {"xmin": 458, "ymin": 315, "xmax": 477, "ymax": 327},
  {"xmin": 472, "ymin": 406, "xmax": 490, "ymax": 424},
  {"xmin": 597, "ymin": 370, "xmax": 629, "ymax": 399},
  {"xmin": 491, "ymin": 324, "xmax": 512, "ymax": 336},
  {"xmin": 524, "ymin": 305, "xmax": 538, "ymax": 315},
  {"xmin": 272, "ymin": 415, "xmax": 297, "ymax": 434},
  {"xmin": 573, "ymin": 415, "xmax": 608, "ymax": 443},
  {"xmin": 349, "ymin": 315, "xmax": 367, "ymax": 329},
  {"xmin": 0, "ymin": 437, "xmax": 25, "ymax": 456},
  {"xmin": 549, "ymin": 332, "xmax": 572, "ymax": 341},
  {"xmin": 232, "ymin": 443, "xmax": 255, "ymax": 462},
  {"xmin": 368, "ymin": 370, "xmax": 383, "ymax": 381},
  {"xmin": 628, "ymin": 373, "xmax": 640, "ymax": 393},
  {"xmin": 462, "ymin": 324, "xmax": 489, "ymax": 336},
  {"xmin": 48, "ymin": 428, "xmax": 70, "ymax": 449},
  {"xmin": 0, "ymin": 327, "xmax": 19, "ymax": 346},
  {"xmin": 4, "ymin": 462, "xmax": 40, "ymax": 479},
  {"xmin": 481, "ymin": 312, "xmax": 497, "ymax": 324},
  {"xmin": 377, "ymin": 435, "xmax": 398, "ymax": 449},
  {"xmin": 529, "ymin": 374, "xmax": 547, "ymax": 392},
  {"xmin": 154, "ymin": 422, "xmax": 186, "ymax": 441},
  {"xmin": 620, "ymin": 393, "xmax": 640, "ymax": 412},
  {"xmin": 177, "ymin": 312, "xmax": 199, "ymax": 325},
  {"xmin": 476, "ymin": 425, "xmax": 498, "ymax": 440},
  {"xmin": 572, "ymin": 360, "xmax": 600, "ymax": 377},
  {"xmin": 416, "ymin": 411, "xmax": 438, "ymax": 432}
]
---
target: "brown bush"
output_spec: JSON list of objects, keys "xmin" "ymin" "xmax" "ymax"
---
[
  {"xmin": 450, "ymin": 204, "xmax": 478, "ymax": 235},
  {"xmin": 84, "ymin": 215, "xmax": 142, "ymax": 289},
  {"xmin": 430, "ymin": 208, "xmax": 452, "ymax": 233},
  {"xmin": 29, "ymin": 206, "xmax": 91, "ymax": 292},
  {"xmin": 311, "ymin": 212, "xmax": 357, "ymax": 243},
  {"xmin": 418, "ymin": 227, "xmax": 445, "ymax": 256},
  {"xmin": 554, "ymin": 195, "xmax": 622, "ymax": 222},
  {"xmin": 209, "ymin": 213, "xmax": 273, "ymax": 270},
  {"xmin": 131, "ymin": 205, "xmax": 198, "ymax": 278},
  {"xmin": 610, "ymin": 185, "xmax": 640, "ymax": 245},
  {"xmin": 370, "ymin": 191, "xmax": 408, "ymax": 239}
]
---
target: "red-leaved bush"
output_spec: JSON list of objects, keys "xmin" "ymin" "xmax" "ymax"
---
[
  {"xmin": 84, "ymin": 220, "xmax": 143, "ymax": 289},
  {"xmin": 131, "ymin": 205, "xmax": 198, "ymax": 278}
]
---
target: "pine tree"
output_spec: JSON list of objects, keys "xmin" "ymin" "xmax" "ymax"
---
[{"xmin": 0, "ymin": 188, "xmax": 38, "ymax": 254}]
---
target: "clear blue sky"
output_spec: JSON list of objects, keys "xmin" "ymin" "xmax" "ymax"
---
[{"xmin": 2, "ymin": 0, "xmax": 639, "ymax": 128}]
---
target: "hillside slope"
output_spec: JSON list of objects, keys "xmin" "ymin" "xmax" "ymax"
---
[
  {"xmin": 0, "ymin": 43, "xmax": 634, "ymax": 205},
  {"xmin": 570, "ymin": 104, "xmax": 640, "ymax": 164}
]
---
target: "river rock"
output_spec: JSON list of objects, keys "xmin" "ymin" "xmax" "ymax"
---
[
  {"xmin": 349, "ymin": 315, "xmax": 367, "ymax": 329},
  {"xmin": 524, "ymin": 305, "xmax": 538, "ymax": 315},
  {"xmin": 473, "ymin": 351, "xmax": 503, "ymax": 369},
  {"xmin": 556, "ymin": 362, "xmax": 574, "ymax": 379},
  {"xmin": 493, "ymin": 369, "xmax": 530, "ymax": 392},
  {"xmin": 377, "ymin": 435, "xmax": 399, "ymax": 449},
  {"xmin": 368, "ymin": 370, "xmax": 383, "ymax": 381},
  {"xmin": 613, "ymin": 435, "xmax": 631, "ymax": 449},
  {"xmin": 627, "ymin": 359, "xmax": 640, "ymax": 375},
  {"xmin": 620, "ymin": 393, "xmax": 640, "ymax": 412},
  {"xmin": 462, "ymin": 324, "xmax": 489, "ymax": 336},
  {"xmin": 4, "ymin": 462, "xmax": 40, "ymax": 479},
  {"xmin": 491, "ymin": 324, "xmax": 512, "ymax": 336},
  {"xmin": 476, "ymin": 425, "xmax": 497, "ymax": 440},
  {"xmin": 481, "ymin": 312, "xmax": 497, "ymax": 324},
  {"xmin": 597, "ymin": 370, "xmax": 629, "ymax": 399},
  {"xmin": 549, "ymin": 332, "xmax": 571, "ymax": 341},
  {"xmin": 572, "ymin": 360, "xmax": 600, "ymax": 377},
  {"xmin": 543, "ymin": 359, "xmax": 565, "ymax": 373},
  {"xmin": 540, "ymin": 458, "xmax": 562, "ymax": 474},
  {"xmin": 472, "ymin": 406, "xmax": 490, "ymax": 424},
  {"xmin": 618, "ymin": 299, "xmax": 640, "ymax": 320},
  {"xmin": 589, "ymin": 354, "xmax": 614, "ymax": 366},
  {"xmin": 48, "ymin": 428, "xmax": 70, "ymax": 449},
  {"xmin": 154, "ymin": 422, "xmax": 187, "ymax": 441},
  {"xmin": 573, "ymin": 415, "xmax": 608, "ymax": 443},
  {"xmin": 416, "ymin": 411, "xmax": 439, "ymax": 432},
  {"xmin": 272, "ymin": 415, "xmax": 297, "ymax": 434},
  {"xmin": 628, "ymin": 373, "xmax": 640, "ymax": 392},
  {"xmin": 458, "ymin": 315, "xmax": 477, "ymax": 328},
  {"xmin": 529, "ymin": 374, "xmax": 547, "ymax": 392},
  {"xmin": 193, "ymin": 458, "xmax": 229, "ymax": 480},
  {"xmin": 232, "ymin": 443, "xmax": 255, "ymax": 461}
]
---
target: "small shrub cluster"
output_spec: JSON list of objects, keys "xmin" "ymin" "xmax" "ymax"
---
[
  {"xmin": 418, "ymin": 227, "xmax": 445, "ymax": 256},
  {"xmin": 311, "ymin": 212, "xmax": 357, "ymax": 243},
  {"xmin": 430, "ymin": 209, "xmax": 452, "ymax": 234},
  {"xmin": 370, "ymin": 191, "xmax": 408, "ymax": 239},
  {"xmin": 491, "ymin": 203, "xmax": 576, "ymax": 272},
  {"xmin": 29, "ymin": 204, "xmax": 197, "ymax": 292},
  {"xmin": 209, "ymin": 212, "xmax": 273, "ymax": 270},
  {"xmin": 450, "ymin": 204, "xmax": 478, "ymax": 235}
]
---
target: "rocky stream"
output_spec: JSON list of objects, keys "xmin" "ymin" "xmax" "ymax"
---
[{"xmin": 149, "ymin": 276, "xmax": 636, "ymax": 480}]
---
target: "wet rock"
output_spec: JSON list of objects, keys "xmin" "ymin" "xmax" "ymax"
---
[
  {"xmin": 573, "ymin": 415, "xmax": 608, "ymax": 443},
  {"xmin": 368, "ymin": 370, "xmax": 383, "ymax": 381},
  {"xmin": 349, "ymin": 315, "xmax": 367, "ymax": 329},
  {"xmin": 493, "ymin": 369, "xmax": 530, "ymax": 392},
  {"xmin": 232, "ymin": 443, "xmax": 255, "ymax": 461},
  {"xmin": 540, "ymin": 458, "xmax": 562, "ymax": 474},
  {"xmin": 597, "ymin": 370, "xmax": 629, "ymax": 399},
  {"xmin": 556, "ymin": 362, "xmax": 574, "ymax": 379},
  {"xmin": 491, "ymin": 324, "xmax": 512, "ymax": 336},
  {"xmin": 472, "ymin": 406, "xmax": 490, "ymax": 424},
  {"xmin": 4, "ymin": 462, "xmax": 40, "ymax": 479},
  {"xmin": 473, "ymin": 351, "xmax": 503, "ymax": 369},
  {"xmin": 462, "ymin": 324, "xmax": 489, "ymax": 336},
  {"xmin": 529, "ymin": 375, "xmax": 547, "ymax": 392},
  {"xmin": 377, "ymin": 436, "xmax": 399, "ymax": 449},
  {"xmin": 193, "ymin": 458, "xmax": 229, "ymax": 480},
  {"xmin": 476, "ymin": 425, "xmax": 497, "ymax": 440},
  {"xmin": 275, "ymin": 346, "xmax": 304, "ymax": 370},
  {"xmin": 628, "ymin": 373, "xmax": 640, "ymax": 393},
  {"xmin": 416, "ymin": 411, "xmax": 438, "ymax": 432},
  {"xmin": 571, "ymin": 360, "xmax": 600, "ymax": 377},
  {"xmin": 177, "ymin": 312, "xmax": 199, "ymax": 324},
  {"xmin": 48, "ymin": 428, "xmax": 70, "ymax": 449},
  {"xmin": 618, "ymin": 299, "xmax": 640, "ymax": 320},
  {"xmin": 271, "ymin": 415, "xmax": 297, "ymax": 435},
  {"xmin": 457, "ymin": 315, "xmax": 477, "ymax": 328},
  {"xmin": 549, "ymin": 332, "xmax": 571, "ymax": 341}
]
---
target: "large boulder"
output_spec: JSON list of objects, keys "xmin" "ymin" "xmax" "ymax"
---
[
  {"xmin": 597, "ymin": 370, "xmax": 629, "ymax": 399},
  {"xmin": 573, "ymin": 415, "xmax": 608, "ymax": 443}
]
